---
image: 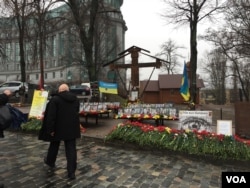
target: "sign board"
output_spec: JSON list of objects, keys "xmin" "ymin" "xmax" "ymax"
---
[
  {"xmin": 130, "ymin": 91, "xmax": 138, "ymax": 101},
  {"xmin": 217, "ymin": 120, "xmax": 232, "ymax": 136},
  {"xmin": 179, "ymin": 110, "xmax": 213, "ymax": 132},
  {"xmin": 29, "ymin": 90, "xmax": 48, "ymax": 119}
]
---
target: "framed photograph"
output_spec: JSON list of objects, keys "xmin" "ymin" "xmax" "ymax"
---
[
  {"xmin": 169, "ymin": 108, "xmax": 177, "ymax": 116},
  {"xmin": 130, "ymin": 91, "xmax": 138, "ymax": 101},
  {"xmin": 151, "ymin": 108, "xmax": 157, "ymax": 115},
  {"xmin": 217, "ymin": 120, "xmax": 232, "ymax": 136},
  {"xmin": 90, "ymin": 105, "xmax": 98, "ymax": 111},
  {"xmin": 84, "ymin": 105, "xmax": 90, "ymax": 111},
  {"xmin": 161, "ymin": 108, "xmax": 167, "ymax": 115},
  {"xmin": 124, "ymin": 108, "xmax": 131, "ymax": 115}
]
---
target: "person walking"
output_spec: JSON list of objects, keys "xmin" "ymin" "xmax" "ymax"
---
[
  {"xmin": 39, "ymin": 84, "xmax": 80, "ymax": 180},
  {"xmin": 0, "ymin": 89, "xmax": 12, "ymax": 188},
  {"xmin": 0, "ymin": 89, "xmax": 12, "ymax": 138}
]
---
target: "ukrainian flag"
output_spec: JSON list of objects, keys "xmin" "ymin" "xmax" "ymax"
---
[
  {"xmin": 180, "ymin": 62, "xmax": 190, "ymax": 101},
  {"xmin": 99, "ymin": 81, "xmax": 118, "ymax": 94}
]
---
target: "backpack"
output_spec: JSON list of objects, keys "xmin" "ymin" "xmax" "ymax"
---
[{"xmin": 7, "ymin": 104, "xmax": 27, "ymax": 129}]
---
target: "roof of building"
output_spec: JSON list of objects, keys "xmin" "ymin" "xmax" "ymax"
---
[
  {"xmin": 140, "ymin": 74, "xmax": 205, "ymax": 91},
  {"xmin": 140, "ymin": 80, "xmax": 159, "ymax": 92}
]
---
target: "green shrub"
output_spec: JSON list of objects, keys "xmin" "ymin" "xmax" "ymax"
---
[{"xmin": 21, "ymin": 118, "xmax": 42, "ymax": 133}]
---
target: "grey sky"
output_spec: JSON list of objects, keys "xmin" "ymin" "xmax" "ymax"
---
[{"xmin": 121, "ymin": 0, "xmax": 212, "ymax": 79}]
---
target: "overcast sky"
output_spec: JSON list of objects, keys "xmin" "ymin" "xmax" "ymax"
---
[{"xmin": 120, "ymin": 0, "xmax": 211, "ymax": 80}]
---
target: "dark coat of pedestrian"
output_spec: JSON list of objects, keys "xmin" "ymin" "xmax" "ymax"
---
[
  {"xmin": 39, "ymin": 84, "xmax": 80, "ymax": 180},
  {"xmin": 0, "ymin": 90, "xmax": 10, "ymax": 105},
  {"xmin": 0, "ymin": 90, "xmax": 12, "ymax": 138}
]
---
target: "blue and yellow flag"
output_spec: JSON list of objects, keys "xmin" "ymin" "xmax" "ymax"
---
[
  {"xmin": 99, "ymin": 81, "xmax": 118, "ymax": 94},
  {"xmin": 180, "ymin": 62, "xmax": 190, "ymax": 101}
]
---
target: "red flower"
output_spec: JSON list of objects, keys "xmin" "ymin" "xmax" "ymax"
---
[
  {"xmin": 216, "ymin": 134, "xmax": 225, "ymax": 141},
  {"xmin": 234, "ymin": 135, "xmax": 250, "ymax": 146},
  {"xmin": 156, "ymin": 126, "xmax": 166, "ymax": 132}
]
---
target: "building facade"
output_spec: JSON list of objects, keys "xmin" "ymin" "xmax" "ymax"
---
[{"xmin": 0, "ymin": 0, "xmax": 127, "ymax": 87}]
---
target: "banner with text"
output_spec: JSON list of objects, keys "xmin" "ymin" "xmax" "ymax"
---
[
  {"xmin": 29, "ymin": 90, "xmax": 48, "ymax": 119},
  {"xmin": 179, "ymin": 110, "xmax": 212, "ymax": 132}
]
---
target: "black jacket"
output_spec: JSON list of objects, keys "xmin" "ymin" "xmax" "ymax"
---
[
  {"xmin": 0, "ymin": 93, "xmax": 9, "ymax": 105},
  {"xmin": 0, "ymin": 93, "xmax": 12, "ymax": 130},
  {"xmin": 39, "ymin": 91, "xmax": 80, "ymax": 141}
]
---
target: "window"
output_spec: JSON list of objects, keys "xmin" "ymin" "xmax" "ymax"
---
[
  {"xmin": 105, "ymin": 0, "xmax": 111, "ymax": 4},
  {"xmin": 45, "ymin": 61, "xmax": 49, "ymax": 68},
  {"xmin": 53, "ymin": 60, "xmax": 57, "ymax": 67},
  {"xmin": 15, "ymin": 42, "xmax": 20, "ymax": 61},
  {"xmin": 6, "ymin": 43, "xmax": 11, "ymax": 58},
  {"xmin": 27, "ymin": 74, "xmax": 30, "ymax": 81},
  {"xmin": 52, "ymin": 35, "xmax": 57, "ymax": 56},
  {"xmin": 45, "ymin": 37, "xmax": 50, "ymax": 57},
  {"xmin": 25, "ymin": 42, "xmax": 31, "ymax": 61},
  {"xmin": 17, "ymin": 64, "xmax": 20, "ymax": 70},
  {"xmin": 59, "ymin": 32, "xmax": 64, "ymax": 55}
]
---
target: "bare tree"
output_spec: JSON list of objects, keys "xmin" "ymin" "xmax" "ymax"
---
[
  {"xmin": 162, "ymin": 0, "xmax": 225, "ymax": 106},
  {"xmin": 0, "ymin": 1, "xmax": 4, "ymax": 55},
  {"xmin": 3, "ymin": 0, "xmax": 34, "ymax": 102},
  {"xmin": 156, "ymin": 39, "xmax": 184, "ymax": 74},
  {"xmin": 31, "ymin": 0, "xmax": 60, "ymax": 88},
  {"xmin": 203, "ymin": 49, "xmax": 227, "ymax": 104},
  {"xmin": 57, "ymin": 0, "xmax": 122, "ymax": 82},
  {"xmin": 57, "ymin": 0, "xmax": 100, "ymax": 82},
  {"xmin": 202, "ymin": 0, "xmax": 250, "ymax": 101}
]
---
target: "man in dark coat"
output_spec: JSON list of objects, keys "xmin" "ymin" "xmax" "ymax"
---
[
  {"xmin": 0, "ymin": 89, "xmax": 12, "ymax": 138},
  {"xmin": 0, "ymin": 89, "xmax": 12, "ymax": 188},
  {"xmin": 39, "ymin": 84, "xmax": 80, "ymax": 180}
]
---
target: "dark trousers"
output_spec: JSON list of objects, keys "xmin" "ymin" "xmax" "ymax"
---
[
  {"xmin": 46, "ymin": 139, "xmax": 77, "ymax": 174},
  {"xmin": 0, "ymin": 129, "xmax": 4, "ymax": 137}
]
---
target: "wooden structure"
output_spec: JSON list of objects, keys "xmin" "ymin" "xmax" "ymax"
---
[
  {"xmin": 235, "ymin": 102, "xmax": 250, "ymax": 138},
  {"xmin": 103, "ymin": 46, "xmax": 168, "ymax": 99},
  {"xmin": 140, "ymin": 74, "xmax": 204, "ymax": 104}
]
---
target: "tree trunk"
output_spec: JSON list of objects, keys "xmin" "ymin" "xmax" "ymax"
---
[{"xmin": 190, "ymin": 19, "xmax": 198, "ymax": 107}]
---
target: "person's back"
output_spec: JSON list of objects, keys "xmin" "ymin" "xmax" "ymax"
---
[
  {"xmin": 46, "ymin": 87, "xmax": 80, "ymax": 140},
  {"xmin": 0, "ymin": 89, "xmax": 12, "ymax": 138},
  {"xmin": 0, "ymin": 89, "xmax": 11, "ymax": 105},
  {"xmin": 39, "ymin": 84, "xmax": 80, "ymax": 180}
]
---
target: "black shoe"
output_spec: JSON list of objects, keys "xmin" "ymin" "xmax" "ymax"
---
[
  {"xmin": 68, "ymin": 173, "xmax": 76, "ymax": 180},
  {"xmin": 0, "ymin": 183, "xmax": 4, "ymax": 188},
  {"xmin": 44, "ymin": 157, "xmax": 55, "ymax": 168},
  {"xmin": 0, "ymin": 134, "xmax": 4, "ymax": 138}
]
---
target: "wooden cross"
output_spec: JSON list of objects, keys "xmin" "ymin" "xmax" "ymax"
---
[{"xmin": 103, "ymin": 46, "xmax": 163, "ymax": 88}]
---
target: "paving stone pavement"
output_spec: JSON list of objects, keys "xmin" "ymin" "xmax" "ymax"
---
[{"xmin": 1, "ymin": 131, "xmax": 250, "ymax": 188}]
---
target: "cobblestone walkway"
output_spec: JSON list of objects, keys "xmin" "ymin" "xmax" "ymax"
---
[{"xmin": 0, "ymin": 131, "xmax": 249, "ymax": 188}]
